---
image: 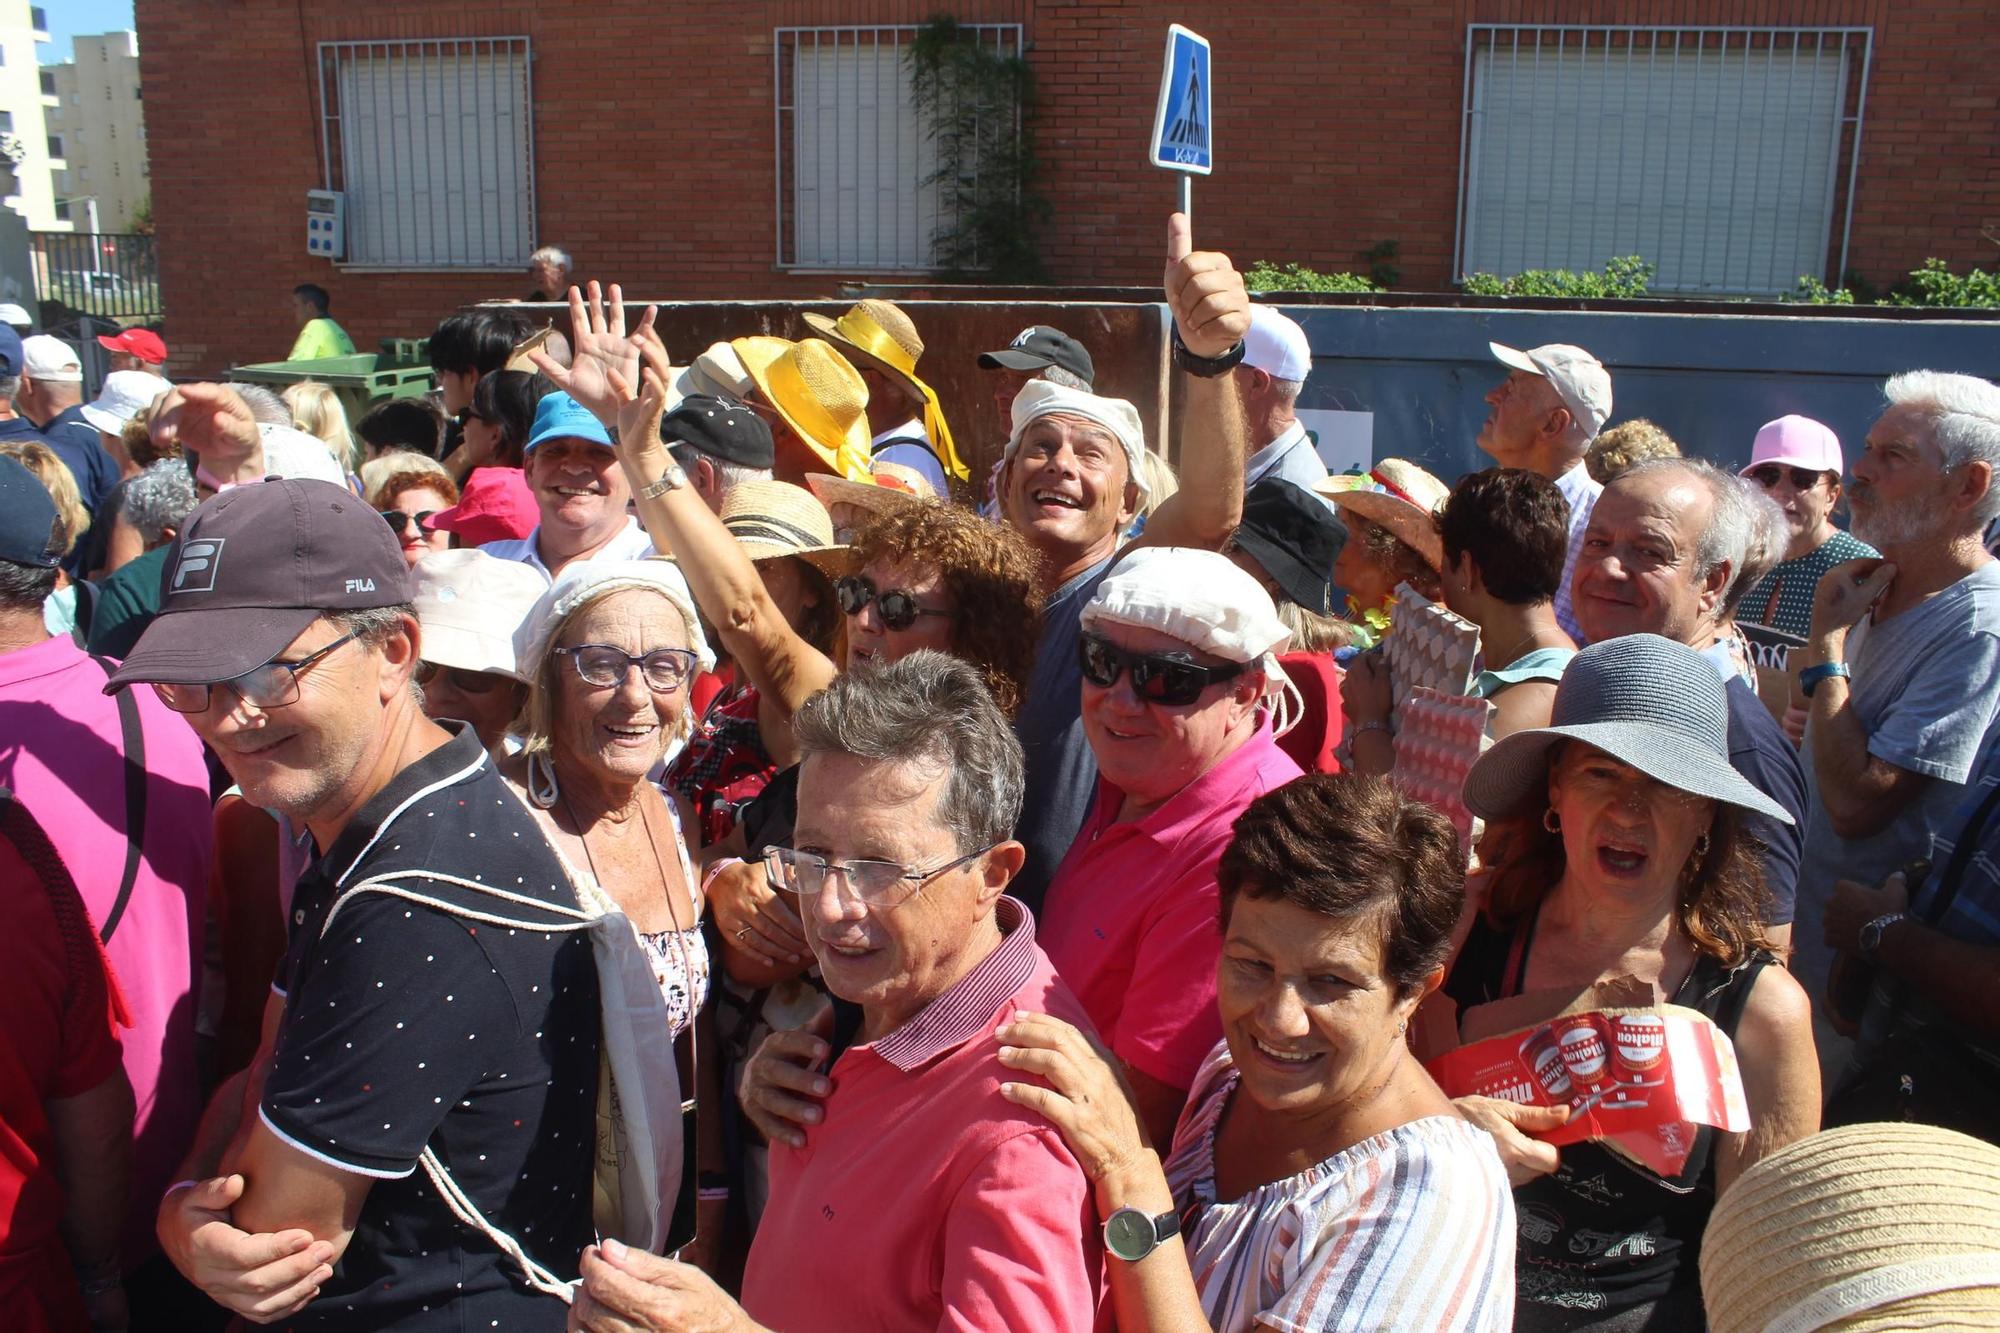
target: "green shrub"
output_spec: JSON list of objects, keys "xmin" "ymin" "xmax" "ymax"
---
[
  {"xmin": 1784, "ymin": 275, "xmax": 1854, "ymax": 305},
  {"xmin": 1885, "ymin": 258, "xmax": 2000, "ymax": 309},
  {"xmin": 1460, "ymin": 256, "xmax": 1655, "ymax": 299},
  {"xmin": 1245, "ymin": 261, "xmax": 1379, "ymax": 294}
]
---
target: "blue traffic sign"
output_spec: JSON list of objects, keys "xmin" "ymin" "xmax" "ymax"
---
[{"xmin": 1149, "ymin": 25, "xmax": 1213, "ymax": 175}]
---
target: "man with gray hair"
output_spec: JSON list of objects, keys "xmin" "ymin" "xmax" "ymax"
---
[
  {"xmin": 88, "ymin": 459, "xmax": 201, "ymax": 658},
  {"xmin": 1237, "ymin": 305, "xmax": 1327, "ymax": 490},
  {"xmin": 576, "ymin": 650, "xmax": 1105, "ymax": 1333},
  {"xmin": 1793, "ymin": 370, "xmax": 2000, "ymax": 1075},
  {"xmin": 527, "ymin": 245, "xmax": 572, "ymax": 301},
  {"xmin": 1570, "ymin": 455, "xmax": 1808, "ymax": 950}
]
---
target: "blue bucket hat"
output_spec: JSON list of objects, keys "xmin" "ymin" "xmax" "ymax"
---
[{"xmin": 524, "ymin": 392, "xmax": 613, "ymax": 453}]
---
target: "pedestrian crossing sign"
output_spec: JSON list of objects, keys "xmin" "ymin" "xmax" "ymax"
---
[{"xmin": 1149, "ymin": 24, "xmax": 1213, "ymax": 175}]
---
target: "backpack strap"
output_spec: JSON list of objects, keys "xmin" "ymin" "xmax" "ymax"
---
[{"xmin": 88, "ymin": 654, "xmax": 146, "ymax": 945}]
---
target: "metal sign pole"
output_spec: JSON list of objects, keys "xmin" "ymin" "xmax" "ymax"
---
[{"xmin": 1178, "ymin": 173, "xmax": 1191, "ymax": 227}]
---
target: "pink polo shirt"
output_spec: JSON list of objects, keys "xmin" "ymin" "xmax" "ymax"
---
[
  {"xmin": 741, "ymin": 897, "xmax": 1105, "ymax": 1332},
  {"xmin": 1039, "ymin": 720, "xmax": 1302, "ymax": 1092},
  {"xmin": 0, "ymin": 634, "xmax": 213, "ymax": 1264}
]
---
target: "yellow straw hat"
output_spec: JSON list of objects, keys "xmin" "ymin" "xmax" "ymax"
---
[
  {"xmin": 731, "ymin": 336, "xmax": 873, "ymax": 480},
  {"xmin": 800, "ymin": 299, "xmax": 967, "ymax": 481},
  {"xmin": 1701, "ymin": 1122, "xmax": 2000, "ymax": 1332}
]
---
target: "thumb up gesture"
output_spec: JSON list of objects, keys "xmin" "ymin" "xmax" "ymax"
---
[{"xmin": 1164, "ymin": 211, "xmax": 1250, "ymax": 359}]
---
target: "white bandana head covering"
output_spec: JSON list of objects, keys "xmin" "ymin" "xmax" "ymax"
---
[
  {"xmin": 1080, "ymin": 546, "xmax": 1300, "ymax": 733},
  {"xmin": 1002, "ymin": 380, "xmax": 1150, "ymax": 498},
  {"xmin": 515, "ymin": 558, "xmax": 716, "ymax": 681}
]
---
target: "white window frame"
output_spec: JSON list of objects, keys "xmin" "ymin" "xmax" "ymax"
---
[
  {"xmin": 773, "ymin": 23, "xmax": 1025, "ymax": 273},
  {"xmin": 316, "ymin": 36, "xmax": 537, "ymax": 273},
  {"xmin": 1453, "ymin": 25, "xmax": 1874, "ymax": 297}
]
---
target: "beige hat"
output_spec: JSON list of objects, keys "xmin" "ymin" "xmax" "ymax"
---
[
  {"xmin": 413, "ymin": 549, "xmax": 547, "ymax": 682},
  {"xmin": 715, "ymin": 479, "xmax": 853, "ymax": 578},
  {"xmin": 1314, "ymin": 459, "xmax": 1449, "ymax": 571},
  {"xmin": 664, "ymin": 341, "xmax": 757, "ymax": 409},
  {"xmin": 732, "ymin": 336, "xmax": 872, "ymax": 479},
  {"xmin": 805, "ymin": 464, "xmax": 936, "ymax": 522},
  {"xmin": 1490, "ymin": 341, "xmax": 1613, "ymax": 441},
  {"xmin": 1702, "ymin": 1121, "xmax": 2000, "ymax": 1333}
]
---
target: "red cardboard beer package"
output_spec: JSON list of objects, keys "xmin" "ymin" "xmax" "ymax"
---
[{"xmin": 1415, "ymin": 977, "xmax": 1750, "ymax": 1178}]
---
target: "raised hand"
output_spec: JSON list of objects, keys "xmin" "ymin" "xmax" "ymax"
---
[
  {"xmin": 530, "ymin": 281, "xmax": 658, "ymax": 426},
  {"xmin": 1163, "ymin": 212, "xmax": 1251, "ymax": 360},
  {"xmin": 605, "ymin": 328, "xmax": 678, "ymax": 488},
  {"xmin": 1809, "ymin": 557, "xmax": 1897, "ymax": 642},
  {"xmin": 152, "ymin": 384, "xmax": 260, "ymax": 461}
]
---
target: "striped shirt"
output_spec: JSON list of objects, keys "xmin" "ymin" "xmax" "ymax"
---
[
  {"xmin": 1163, "ymin": 1044, "xmax": 1515, "ymax": 1333},
  {"xmin": 1553, "ymin": 462, "xmax": 1602, "ymax": 643}
]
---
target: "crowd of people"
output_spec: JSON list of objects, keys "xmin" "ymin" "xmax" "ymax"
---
[{"xmin": 3, "ymin": 215, "xmax": 1999, "ymax": 1333}]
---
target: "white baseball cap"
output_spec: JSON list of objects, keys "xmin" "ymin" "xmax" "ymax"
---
[
  {"xmin": 1243, "ymin": 306, "xmax": 1311, "ymax": 383},
  {"xmin": 0, "ymin": 303, "xmax": 31, "ymax": 329},
  {"xmin": 22, "ymin": 334, "xmax": 83, "ymax": 383},
  {"xmin": 78, "ymin": 370, "xmax": 172, "ymax": 436},
  {"xmin": 1490, "ymin": 342, "xmax": 1613, "ymax": 440}
]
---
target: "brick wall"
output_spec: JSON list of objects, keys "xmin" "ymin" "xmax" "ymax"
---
[{"xmin": 138, "ymin": 0, "xmax": 2000, "ymax": 378}]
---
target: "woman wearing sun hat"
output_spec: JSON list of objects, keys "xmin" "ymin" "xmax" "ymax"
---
[
  {"xmin": 1314, "ymin": 457, "xmax": 1449, "ymax": 645},
  {"xmin": 729, "ymin": 336, "xmax": 874, "ymax": 483},
  {"xmin": 1444, "ymin": 633, "xmax": 1821, "ymax": 1331},
  {"xmin": 801, "ymin": 299, "xmax": 968, "ymax": 482}
]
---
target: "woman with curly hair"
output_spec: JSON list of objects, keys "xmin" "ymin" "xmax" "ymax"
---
[{"xmin": 1446, "ymin": 634, "xmax": 1819, "ymax": 1331}]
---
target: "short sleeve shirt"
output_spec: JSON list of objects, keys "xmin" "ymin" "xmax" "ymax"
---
[
  {"xmin": 1741, "ymin": 530, "xmax": 1877, "ymax": 639},
  {"xmin": 260, "ymin": 725, "xmax": 600, "ymax": 1331},
  {"xmin": 289, "ymin": 318, "xmax": 357, "ymax": 360}
]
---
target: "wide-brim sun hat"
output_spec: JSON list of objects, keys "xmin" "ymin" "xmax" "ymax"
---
[
  {"xmin": 78, "ymin": 369, "xmax": 172, "ymax": 436},
  {"xmin": 515, "ymin": 559, "xmax": 717, "ymax": 685},
  {"xmin": 1701, "ymin": 1122, "xmax": 2000, "ymax": 1332},
  {"xmin": 714, "ymin": 479, "xmax": 853, "ymax": 578},
  {"xmin": 800, "ymin": 300, "xmax": 925, "ymax": 402},
  {"xmin": 412, "ymin": 548, "xmax": 547, "ymax": 682},
  {"xmin": 1462, "ymin": 633, "xmax": 1794, "ymax": 825},
  {"xmin": 731, "ymin": 336, "xmax": 873, "ymax": 480},
  {"xmin": 805, "ymin": 468, "xmax": 934, "ymax": 520},
  {"xmin": 1313, "ymin": 459, "xmax": 1448, "ymax": 571}
]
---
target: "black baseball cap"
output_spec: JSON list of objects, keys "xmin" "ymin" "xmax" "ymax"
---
[
  {"xmin": 978, "ymin": 326, "xmax": 1095, "ymax": 385},
  {"xmin": 662, "ymin": 394, "xmax": 775, "ymax": 469},
  {"xmin": 1233, "ymin": 479, "xmax": 1347, "ymax": 617},
  {"xmin": 0, "ymin": 454, "xmax": 60, "ymax": 568},
  {"xmin": 105, "ymin": 478, "xmax": 414, "ymax": 691}
]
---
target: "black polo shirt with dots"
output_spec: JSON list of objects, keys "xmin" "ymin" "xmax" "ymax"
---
[{"xmin": 261, "ymin": 724, "xmax": 600, "ymax": 1330}]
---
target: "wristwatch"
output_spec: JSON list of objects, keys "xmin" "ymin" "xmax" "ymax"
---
[
  {"xmin": 638, "ymin": 461, "xmax": 690, "ymax": 500},
  {"xmin": 1170, "ymin": 326, "xmax": 1246, "ymax": 378},
  {"xmin": 1859, "ymin": 910, "xmax": 1910, "ymax": 960},
  {"xmin": 1799, "ymin": 660, "xmax": 1851, "ymax": 697},
  {"xmin": 1103, "ymin": 1206, "xmax": 1181, "ymax": 1262}
]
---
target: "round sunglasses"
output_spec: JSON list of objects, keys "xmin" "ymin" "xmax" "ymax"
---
[
  {"xmin": 380, "ymin": 509, "xmax": 439, "ymax": 537},
  {"xmin": 834, "ymin": 574, "xmax": 952, "ymax": 632},
  {"xmin": 1077, "ymin": 631, "xmax": 1244, "ymax": 707},
  {"xmin": 1745, "ymin": 464, "xmax": 1831, "ymax": 492}
]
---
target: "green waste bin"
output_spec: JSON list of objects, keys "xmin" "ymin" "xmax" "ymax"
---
[{"xmin": 229, "ymin": 353, "xmax": 436, "ymax": 422}]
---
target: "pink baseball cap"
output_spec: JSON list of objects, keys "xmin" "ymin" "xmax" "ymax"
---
[
  {"xmin": 1740, "ymin": 415, "xmax": 1842, "ymax": 477},
  {"xmin": 427, "ymin": 466, "xmax": 539, "ymax": 547}
]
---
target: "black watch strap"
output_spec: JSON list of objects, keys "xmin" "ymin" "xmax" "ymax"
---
[{"xmin": 1171, "ymin": 326, "xmax": 1246, "ymax": 378}]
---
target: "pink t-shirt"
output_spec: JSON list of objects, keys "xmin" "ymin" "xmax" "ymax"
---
[
  {"xmin": 741, "ymin": 898, "xmax": 1105, "ymax": 1332},
  {"xmin": 1039, "ymin": 721, "xmax": 1303, "ymax": 1091},
  {"xmin": 0, "ymin": 634, "xmax": 213, "ymax": 1261}
]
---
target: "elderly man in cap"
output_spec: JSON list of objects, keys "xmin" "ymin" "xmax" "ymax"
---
[
  {"xmin": 99, "ymin": 327, "xmax": 169, "ymax": 374},
  {"xmin": 576, "ymin": 652, "xmax": 1105, "ymax": 1333},
  {"xmin": 1479, "ymin": 341, "xmax": 1614, "ymax": 640},
  {"xmin": 19, "ymin": 333, "xmax": 120, "ymax": 518},
  {"xmin": 660, "ymin": 392, "xmax": 775, "ymax": 513},
  {"xmin": 805, "ymin": 298, "xmax": 967, "ymax": 482},
  {"xmin": 997, "ymin": 214, "xmax": 1253, "ymax": 914},
  {"xmin": 1238, "ymin": 306, "xmax": 1327, "ymax": 491},
  {"xmin": 1570, "ymin": 456, "xmax": 1807, "ymax": 953},
  {"xmin": 979, "ymin": 324, "xmax": 1096, "ymax": 424},
  {"xmin": 481, "ymin": 389, "xmax": 653, "ymax": 580},
  {"xmin": 125, "ymin": 470, "xmax": 603, "ymax": 1330},
  {"xmin": 1037, "ymin": 547, "xmax": 1304, "ymax": 1146}
]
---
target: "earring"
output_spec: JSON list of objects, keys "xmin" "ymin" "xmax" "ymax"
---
[
  {"xmin": 1692, "ymin": 833, "xmax": 1711, "ymax": 862},
  {"xmin": 1543, "ymin": 807, "xmax": 1561, "ymax": 834}
]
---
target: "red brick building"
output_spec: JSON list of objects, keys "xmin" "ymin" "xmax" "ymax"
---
[{"xmin": 137, "ymin": 0, "xmax": 1999, "ymax": 377}]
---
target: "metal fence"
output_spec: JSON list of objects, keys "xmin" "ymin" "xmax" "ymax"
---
[{"xmin": 31, "ymin": 231, "xmax": 160, "ymax": 321}]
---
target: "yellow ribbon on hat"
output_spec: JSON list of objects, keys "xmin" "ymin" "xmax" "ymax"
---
[
  {"xmin": 826, "ymin": 309, "xmax": 968, "ymax": 482},
  {"xmin": 761, "ymin": 346, "xmax": 873, "ymax": 481}
]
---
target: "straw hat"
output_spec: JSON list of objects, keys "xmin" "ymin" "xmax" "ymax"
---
[
  {"xmin": 716, "ymin": 479, "xmax": 853, "ymax": 578},
  {"xmin": 731, "ymin": 336, "xmax": 872, "ymax": 479},
  {"xmin": 801, "ymin": 300, "xmax": 926, "ymax": 397},
  {"xmin": 1462, "ymin": 633, "xmax": 1796, "ymax": 825},
  {"xmin": 1313, "ymin": 459, "xmax": 1448, "ymax": 571},
  {"xmin": 1702, "ymin": 1122, "xmax": 2000, "ymax": 1332}
]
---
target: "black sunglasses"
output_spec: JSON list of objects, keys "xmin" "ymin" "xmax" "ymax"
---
[
  {"xmin": 1077, "ymin": 631, "xmax": 1244, "ymax": 706},
  {"xmin": 1745, "ymin": 464, "xmax": 1830, "ymax": 492},
  {"xmin": 380, "ymin": 509, "xmax": 438, "ymax": 537},
  {"xmin": 835, "ymin": 574, "xmax": 952, "ymax": 632}
]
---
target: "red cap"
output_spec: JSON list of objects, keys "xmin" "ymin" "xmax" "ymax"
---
[
  {"xmin": 426, "ymin": 466, "xmax": 539, "ymax": 547},
  {"xmin": 97, "ymin": 328, "xmax": 168, "ymax": 365}
]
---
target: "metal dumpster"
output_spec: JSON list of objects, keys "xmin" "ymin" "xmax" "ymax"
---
[{"xmin": 228, "ymin": 352, "xmax": 436, "ymax": 421}]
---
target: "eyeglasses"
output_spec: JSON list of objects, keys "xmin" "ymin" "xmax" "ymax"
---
[
  {"xmin": 380, "ymin": 509, "xmax": 439, "ymax": 537},
  {"xmin": 556, "ymin": 643, "xmax": 699, "ymax": 693},
  {"xmin": 762, "ymin": 844, "xmax": 992, "ymax": 909},
  {"xmin": 152, "ymin": 630, "xmax": 360, "ymax": 714},
  {"xmin": 1077, "ymin": 631, "xmax": 1244, "ymax": 707},
  {"xmin": 834, "ymin": 575, "xmax": 952, "ymax": 632},
  {"xmin": 1745, "ymin": 464, "xmax": 1830, "ymax": 492},
  {"xmin": 417, "ymin": 661, "xmax": 512, "ymax": 695}
]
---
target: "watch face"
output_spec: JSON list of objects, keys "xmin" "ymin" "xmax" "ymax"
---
[{"xmin": 1104, "ymin": 1208, "xmax": 1155, "ymax": 1261}]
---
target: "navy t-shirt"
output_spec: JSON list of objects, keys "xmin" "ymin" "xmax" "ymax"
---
[
  {"xmin": 262, "ymin": 725, "xmax": 599, "ymax": 1330},
  {"xmin": 1726, "ymin": 675, "xmax": 1806, "ymax": 926}
]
